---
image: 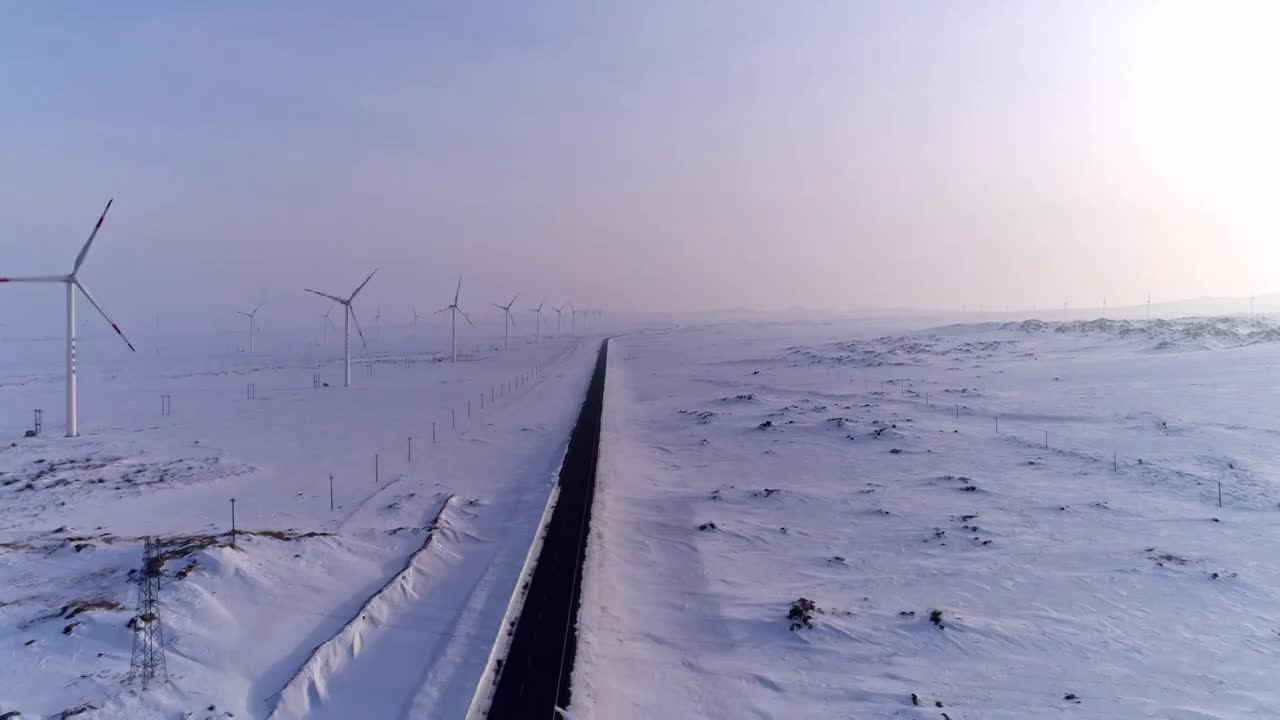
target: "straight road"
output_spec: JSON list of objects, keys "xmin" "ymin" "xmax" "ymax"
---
[{"xmin": 488, "ymin": 339, "xmax": 609, "ymax": 718}]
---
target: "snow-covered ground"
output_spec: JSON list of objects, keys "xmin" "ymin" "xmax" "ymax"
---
[
  {"xmin": 0, "ymin": 326, "xmax": 598, "ymax": 719},
  {"xmin": 574, "ymin": 317, "xmax": 1280, "ymax": 719}
]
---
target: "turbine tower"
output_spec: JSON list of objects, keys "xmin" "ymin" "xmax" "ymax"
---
[
  {"xmin": 529, "ymin": 299, "xmax": 545, "ymax": 343},
  {"xmin": 237, "ymin": 303, "xmax": 263, "ymax": 352},
  {"xmin": 0, "ymin": 199, "xmax": 135, "ymax": 436},
  {"xmin": 435, "ymin": 276, "xmax": 474, "ymax": 362},
  {"xmin": 493, "ymin": 294, "xmax": 518, "ymax": 350},
  {"xmin": 304, "ymin": 269, "xmax": 378, "ymax": 387},
  {"xmin": 411, "ymin": 306, "xmax": 425, "ymax": 334},
  {"xmin": 569, "ymin": 302, "xmax": 577, "ymax": 335}
]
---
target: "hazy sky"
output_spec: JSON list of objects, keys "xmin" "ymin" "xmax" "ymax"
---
[{"xmin": 1, "ymin": 1, "xmax": 1276, "ymax": 332}]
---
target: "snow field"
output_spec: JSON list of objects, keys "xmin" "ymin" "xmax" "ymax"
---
[{"xmin": 574, "ymin": 319, "xmax": 1280, "ymax": 719}]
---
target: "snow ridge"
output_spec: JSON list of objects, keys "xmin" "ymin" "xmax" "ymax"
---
[{"xmin": 265, "ymin": 494, "xmax": 455, "ymax": 720}]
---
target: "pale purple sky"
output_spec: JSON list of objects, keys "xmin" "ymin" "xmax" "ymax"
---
[{"xmin": 1, "ymin": 1, "xmax": 1276, "ymax": 332}]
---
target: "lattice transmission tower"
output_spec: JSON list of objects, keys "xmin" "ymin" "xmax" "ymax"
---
[{"xmin": 127, "ymin": 536, "xmax": 169, "ymax": 688}]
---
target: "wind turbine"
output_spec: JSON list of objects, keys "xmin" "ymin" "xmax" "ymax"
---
[
  {"xmin": 411, "ymin": 306, "xmax": 425, "ymax": 334},
  {"xmin": 435, "ymin": 276, "xmax": 474, "ymax": 362},
  {"xmin": 569, "ymin": 302, "xmax": 577, "ymax": 335},
  {"xmin": 0, "ymin": 199, "xmax": 135, "ymax": 436},
  {"xmin": 304, "ymin": 269, "xmax": 378, "ymax": 387},
  {"xmin": 375, "ymin": 306, "xmax": 383, "ymax": 340},
  {"xmin": 493, "ymin": 294, "xmax": 518, "ymax": 350},
  {"xmin": 529, "ymin": 299, "xmax": 545, "ymax": 343},
  {"xmin": 553, "ymin": 303, "xmax": 567, "ymax": 338},
  {"xmin": 1146, "ymin": 291, "xmax": 1151, "ymax": 321},
  {"xmin": 321, "ymin": 304, "xmax": 338, "ymax": 345},
  {"xmin": 238, "ymin": 303, "xmax": 263, "ymax": 352}
]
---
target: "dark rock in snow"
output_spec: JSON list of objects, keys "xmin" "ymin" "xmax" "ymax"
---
[{"xmin": 787, "ymin": 598, "xmax": 819, "ymax": 630}]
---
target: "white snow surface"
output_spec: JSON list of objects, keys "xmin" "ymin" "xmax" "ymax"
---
[
  {"xmin": 0, "ymin": 327, "xmax": 598, "ymax": 719},
  {"xmin": 574, "ymin": 317, "xmax": 1280, "ymax": 719}
]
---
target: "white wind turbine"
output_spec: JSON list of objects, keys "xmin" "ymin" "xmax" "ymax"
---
[
  {"xmin": 435, "ymin": 276, "xmax": 474, "ymax": 362},
  {"xmin": 305, "ymin": 269, "xmax": 378, "ymax": 387},
  {"xmin": 553, "ymin": 303, "xmax": 566, "ymax": 338},
  {"xmin": 0, "ymin": 199, "xmax": 135, "ymax": 436},
  {"xmin": 411, "ymin": 306, "xmax": 425, "ymax": 334},
  {"xmin": 569, "ymin": 302, "xmax": 577, "ymax": 335},
  {"xmin": 321, "ymin": 304, "xmax": 338, "ymax": 345},
  {"xmin": 529, "ymin": 298, "xmax": 545, "ymax": 343},
  {"xmin": 493, "ymin": 294, "xmax": 519, "ymax": 350},
  {"xmin": 238, "ymin": 303, "xmax": 263, "ymax": 352}
]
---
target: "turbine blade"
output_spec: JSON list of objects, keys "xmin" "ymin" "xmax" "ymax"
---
[
  {"xmin": 509, "ymin": 311, "xmax": 517, "ymax": 327},
  {"xmin": 252, "ymin": 303, "xmax": 263, "ymax": 316},
  {"xmin": 75, "ymin": 279, "xmax": 135, "ymax": 351},
  {"xmin": 509, "ymin": 294, "xmax": 519, "ymax": 307},
  {"xmin": 0, "ymin": 275, "xmax": 68, "ymax": 283},
  {"xmin": 493, "ymin": 303, "xmax": 505, "ymax": 311},
  {"xmin": 305, "ymin": 288, "xmax": 347, "ymax": 304},
  {"xmin": 454, "ymin": 276, "xmax": 462, "ymax": 304},
  {"xmin": 349, "ymin": 305, "xmax": 369, "ymax": 348},
  {"xmin": 348, "ymin": 268, "xmax": 379, "ymax": 302},
  {"xmin": 457, "ymin": 306, "xmax": 476, "ymax": 327},
  {"xmin": 433, "ymin": 306, "xmax": 450, "ymax": 315},
  {"xmin": 73, "ymin": 198, "xmax": 113, "ymax": 274}
]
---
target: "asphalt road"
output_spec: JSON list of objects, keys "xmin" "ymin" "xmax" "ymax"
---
[{"xmin": 488, "ymin": 338, "xmax": 609, "ymax": 719}]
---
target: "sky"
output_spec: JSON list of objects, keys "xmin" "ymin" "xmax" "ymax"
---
[{"xmin": 1, "ymin": 1, "xmax": 1277, "ymax": 335}]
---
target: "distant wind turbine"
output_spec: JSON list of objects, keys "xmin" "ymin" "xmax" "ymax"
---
[
  {"xmin": 238, "ymin": 303, "xmax": 263, "ymax": 352},
  {"xmin": 411, "ymin": 306, "xmax": 425, "ymax": 334},
  {"xmin": 435, "ymin": 276, "xmax": 474, "ymax": 362},
  {"xmin": 529, "ymin": 299, "xmax": 545, "ymax": 343},
  {"xmin": 569, "ymin": 302, "xmax": 577, "ymax": 335},
  {"xmin": 554, "ymin": 303, "xmax": 567, "ymax": 338},
  {"xmin": 321, "ymin": 304, "xmax": 338, "ymax": 345},
  {"xmin": 305, "ymin": 269, "xmax": 378, "ymax": 387},
  {"xmin": 375, "ymin": 306, "xmax": 382, "ymax": 340},
  {"xmin": 0, "ymin": 199, "xmax": 135, "ymax": 436},
  {"xmin": 493, "ymin": 294, "xmax": 518, "ymax": 351}
]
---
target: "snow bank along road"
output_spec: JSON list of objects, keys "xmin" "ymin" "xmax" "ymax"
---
[{"xmin": 476, "ymin": 338, "xmax": 609, "ymax": 718}]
